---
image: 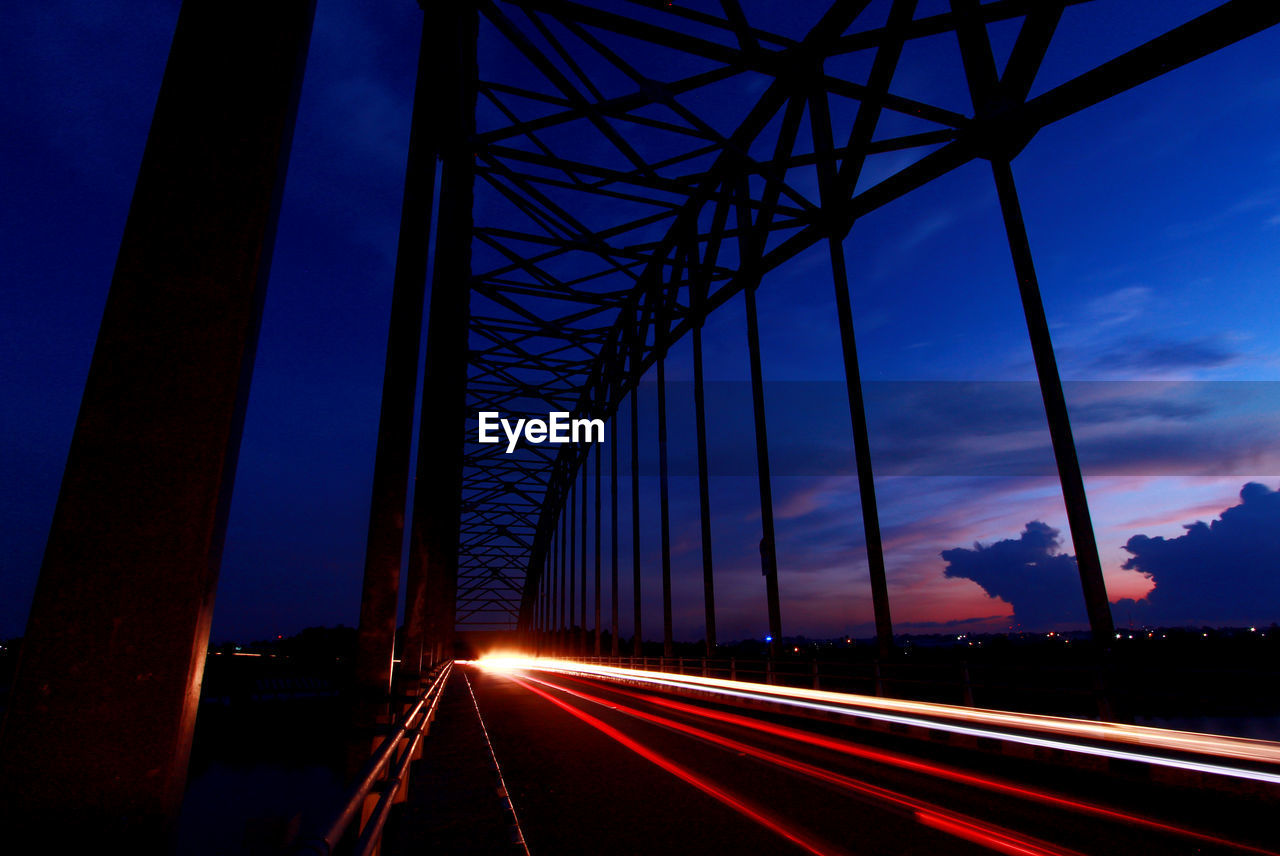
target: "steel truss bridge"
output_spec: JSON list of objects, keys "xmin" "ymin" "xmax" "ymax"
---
[{"xmin": 2, "ymin": 0, "xmax": 1279, "ymax": 852}]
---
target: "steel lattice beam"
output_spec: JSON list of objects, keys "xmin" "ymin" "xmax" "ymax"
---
[{"xmin": 433, "ymin": 0, "xmax": 1280, "ymax": 631}]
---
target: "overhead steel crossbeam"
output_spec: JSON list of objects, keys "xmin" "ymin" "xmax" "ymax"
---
[{"xmin": 450, "ymin": 0, "xmax": 1280, "ymax": 630}]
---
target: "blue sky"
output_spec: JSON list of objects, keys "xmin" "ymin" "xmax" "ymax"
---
[{"xmin": 3, "ymin": 1, "xmax": 1280, "ymax": 642}]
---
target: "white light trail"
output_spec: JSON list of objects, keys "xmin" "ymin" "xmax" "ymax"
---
[{"xmin": 476, "ymin": 656, "xmax": 1280, "ymax": 786}]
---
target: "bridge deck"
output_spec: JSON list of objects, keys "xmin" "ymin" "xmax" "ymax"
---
[
  {"xmin": 385, "ymin": 664, "xmax": 1277, "ymax": 856},
  {"xmin": 384, "ymin": 669, "xmax": 524, "ymax": 855}
]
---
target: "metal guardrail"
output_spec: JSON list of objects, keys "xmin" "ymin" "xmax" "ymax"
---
[{"xmin": 296, "ymin": 659, "xmax": 453, "ymax": 856}]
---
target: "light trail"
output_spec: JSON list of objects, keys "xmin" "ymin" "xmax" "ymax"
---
[
  {"xmin": 504, "ymin": 674, "xmax": 849, "ymax": 856},
  {"xmin": 477, "ymin": 657, "xmax": 1280, "ymax": 786},
  {"xmin": 518, "ymin": 672, "xmax": 1086, "ymax": 856},
  {"xmin": 916, "ymin": 812, "xmax": 1072, "ymax": 856},
  {"xmin": 543, "ymin": 671, "xmax": 1280, "ymax": 856}
]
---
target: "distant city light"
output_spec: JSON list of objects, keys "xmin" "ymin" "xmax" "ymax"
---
[{"xmin": 764, "ymin": 635, "xmax": 773, "ymax": 643}]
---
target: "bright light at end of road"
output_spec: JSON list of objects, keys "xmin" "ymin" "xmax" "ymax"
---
[{"xmin": 475, "ymin": 652, "xmax": 533, "ymax": 673}]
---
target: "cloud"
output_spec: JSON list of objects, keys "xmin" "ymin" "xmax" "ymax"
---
[
  {"xmin": 642, "ymin": 380, "xmax": 1280, "ymax": 478},
  {"xmin": 1086, "ymin": 337, "xmax": 1238, "ymax": 373},
  {"xmin": 1164, "ymin": 185, "xmax": 1280, "ymax": 241},
  {"xmin": 1115, "ymin": 482, "xmax": 1280, "ymax": 626},
  {"xmin": 940, "ymin": 522, "xmax": 1087, "ymax": 631},
  {"xmin": 1055, "ymin": 282, "xmax": 1251, "ymax": 381},
  {"xmin": 1086, "ymin": 286, "xmax": 1152, "ymax": 327},
  {"xmin": 619, "ymin": 373, "xmax": 1280, "ymax": 491},
  {"xmin": 937, "ymin": 483, "xmax": 1280, "ymax": 632}
]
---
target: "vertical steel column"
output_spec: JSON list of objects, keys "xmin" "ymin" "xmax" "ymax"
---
[
  {"xmin": 535, "ymin": 557, "xmax": 544, "ymax": 655},
  {"xmin": 631, "ymin": 387, "xmax": 643, "ymax": 656},
  {"xmin": 569, "ymin": 480, "xmax": 577, "ymax": 651},
  {"xmin": 731, "ymin": 103, "xmax": 799, "ymax": 662},
  {"xmin": 0, "ymin": 0, "xmax": 316, "ymax": 842},
  {"xmin": 829, "ymin": 233, "xmax": 893, "ymax": 657},
  {"xmin": 688, "ymin": 207, "xmax": 729, "ymax": 662},
  {"xmin": 526, "ymin": 557, "xmax": 533, "ymax": 653},
  {"xmin": 692, "ymin": 320, "xmax": 717, "ymax": 656},
  {"xmin": 546, "ymin": 529, "xmax": 553, "ymax": 653},
  {"xmin": 542, "ymin": 553, "xmax": 551, "ymax": 653},
  {"xmin": 549, "ymin": 519, "xmax": 557, "ymax": 653},
  {"xmin": 657, "ymin": 349, "xmax": 674, "ymax": 659},
  {"xmin": 354, "ymin": 10, "xmax": 440, "ymax": 706},
  {"xmin": 552, "ymin": 526, "xmax": 561, "ymax": 653},
  {"xmin": 559, "ymin": 504, "xmax": 567, "ymax": 653},
  {"xmin": 581, "ymin": 455, "xmax": 588, "ymax": 655},
  {"xmin": 546, "ymin": 546, "xmax": 553, "ymax": 652},
  {"xmin": 401, "ymin": 519, "xmax": 430, "ymax": 683},
  {"xmin": 991, "ymin": 160, "xmax": 1115, "ymax": 641},
  {"xmin": 610, "ymin": 414, "xmax": 620, "ymax": 656},
  {"xmin": 744, "ymin": 285, "xmax": 783, "ymax": 657},
  {"xmin": 808, "ymin": 86, "xmax": 895, "ymax": 658},
  {"xmin": 531, "ymin": 558, "xmax": 539, "ymax": 654},
  {"xmin": 402, "ymin": 0, "xmax": 476, "ymax": 677},
  {"xmin": 594, "ymin": 441, "xmax": 602, "ymax": 655}
]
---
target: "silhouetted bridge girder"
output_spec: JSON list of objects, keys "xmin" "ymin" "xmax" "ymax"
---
[{"xmin": 3, "ymin": 0, "xmax": 1280, "ymax": 850}]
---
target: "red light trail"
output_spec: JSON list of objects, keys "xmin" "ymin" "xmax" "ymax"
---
[
  {"xmin": 542, "ymin": 672, "xmax": 1277, "ymax": 856},
  {"xmin": 475, "ymin": 658, "xmax": 1279, "ymax": 856},
  {"xmin": 506, "ymin": 674, "xmax": 849, "ymax": 856},
  {"xmin": 516, "ymin": 672, "xmax": 1086, "ymax": 856}
]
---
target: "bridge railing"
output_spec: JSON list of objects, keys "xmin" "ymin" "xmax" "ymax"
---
[{"xmin": 295, "ymin": 659, "xmax": 452, "ymax": 856}]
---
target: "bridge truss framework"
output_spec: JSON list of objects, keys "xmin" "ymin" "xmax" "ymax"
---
[{"xmin": 2, "ymin": 0, "xmax": 1278, "ymax": 844}]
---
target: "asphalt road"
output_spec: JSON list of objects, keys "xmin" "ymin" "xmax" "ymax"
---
[{"xmin": 456, "ymin": 664, "xmax": 1278, "ymax": 856}]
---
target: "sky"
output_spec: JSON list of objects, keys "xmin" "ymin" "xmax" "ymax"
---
[{"xmin": 3, "ymin": 1, "xmax": 1280, "ymax": 643}]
